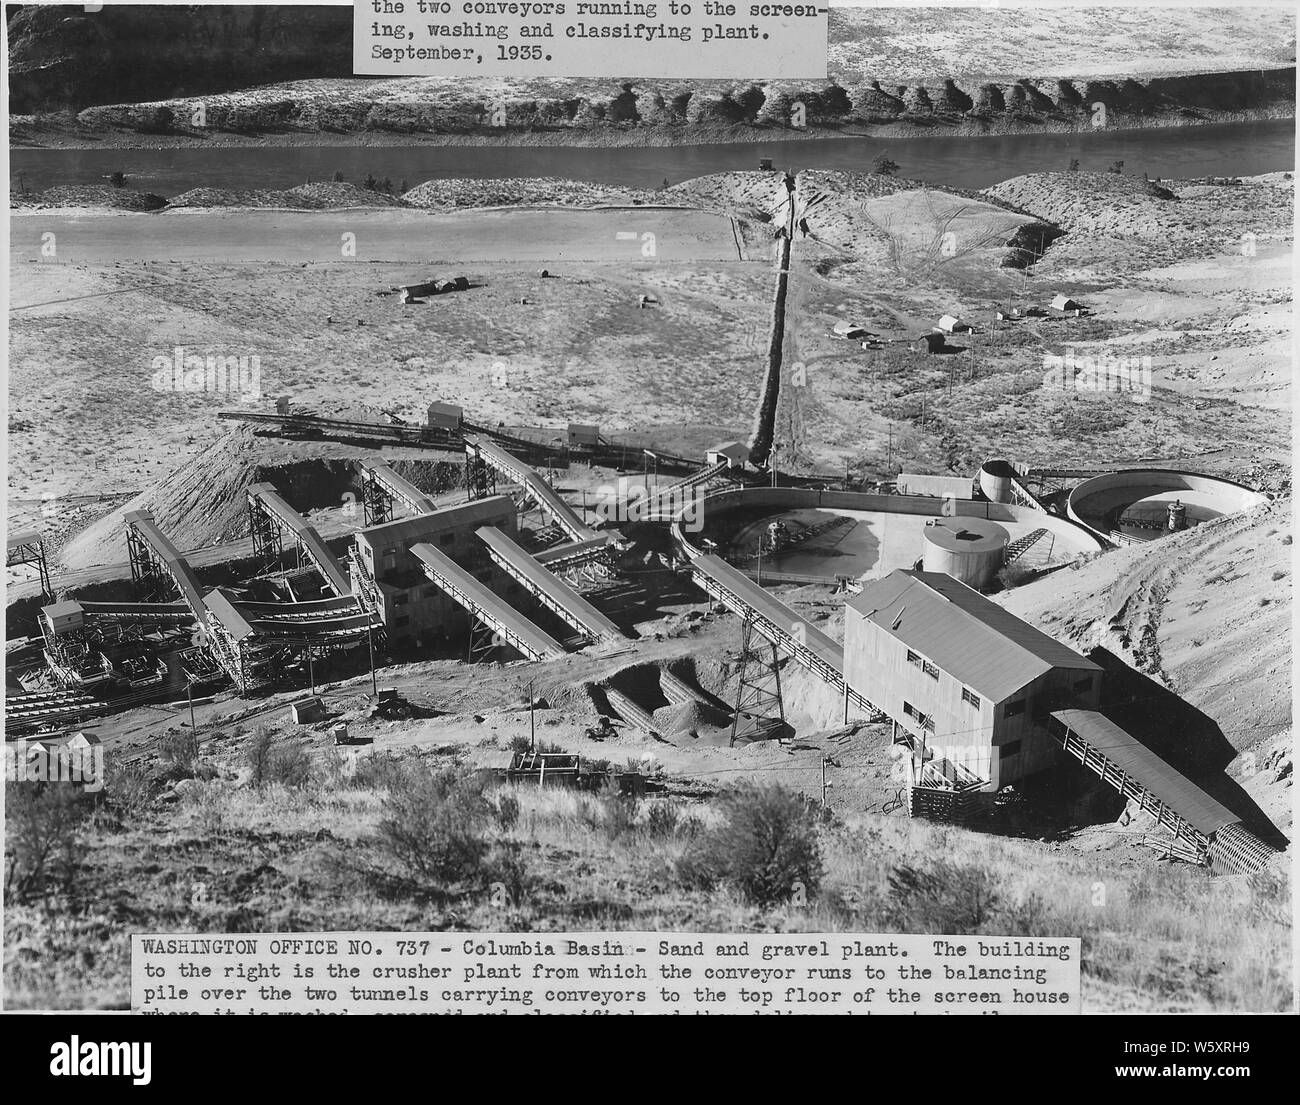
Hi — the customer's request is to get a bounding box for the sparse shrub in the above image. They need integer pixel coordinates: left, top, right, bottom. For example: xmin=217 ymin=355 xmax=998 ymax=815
xmin=493 ymin=790 xmax=521 ymax=831
xmin=486 ymin=840 xmax=533 ymax=908
xmin=5 ymin=783 xmax=91 ymax=902
xmin=103 ymin=759 xmax=154 ymax=818
xmin=886 ymin=859 xmax=1002 ymax=933
xmin=266 ymin=741 xmax=312 ymax=789
xmin=159 ymin=730 xmax=200 ymax=776
xmin=598 ymin=792 xmax=638 ymax=843
xmin=1271 ymin=570 xmax=1287 ymax=581
xmin=347 ymin=750 xmax=412 ymax=791
xmin=332 ymin=170 xmax=344 ymax=183
xmin=677 ymin=785 xmax=822 ymax=905
xmin=243 ymin=728 xmax=274 ymax=784
xmin=108 ymin=171 xmax=127 ymax=189
xmin=244 ymin=729 xmax=312 ymax=789
xmin=642 ymin=799 xmax=685 ymax=840
xmin=872 ymin=156 xmax=900 ymax=177
xmin=373 ymin=767 xmax=492 ymax=884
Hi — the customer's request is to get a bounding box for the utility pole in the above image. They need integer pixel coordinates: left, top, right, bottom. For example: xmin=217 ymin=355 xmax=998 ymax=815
xmin=529 ymin=679 xmax=536 ymax=753
xmin=821 ymin=757 xmax=831 ymax=809
xmin=367 ymin=624 xmax=378 ymax=697
xmin=186 ymin=679 xmax=197 ymax=732
xmin=887 ymin=423 xmax=893 ymax=470
xmin=307 ymin=645 xmax=316 ymax=696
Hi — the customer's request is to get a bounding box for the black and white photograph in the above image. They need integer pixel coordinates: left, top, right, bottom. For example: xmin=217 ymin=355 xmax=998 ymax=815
xmin=2 ymin=0 xmax=1295 ymax=1036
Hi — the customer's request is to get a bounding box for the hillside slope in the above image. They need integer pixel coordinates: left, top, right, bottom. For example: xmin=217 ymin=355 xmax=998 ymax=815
xmin=997 ymin=499 xmax=1292 ymax=837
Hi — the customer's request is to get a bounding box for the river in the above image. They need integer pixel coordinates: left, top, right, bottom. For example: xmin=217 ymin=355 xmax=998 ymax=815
xmin=9 ymin=119 xmax=1294 ymax=196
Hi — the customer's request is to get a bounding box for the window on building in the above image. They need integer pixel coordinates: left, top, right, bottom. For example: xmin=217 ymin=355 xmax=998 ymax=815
xmin=439 ymin=533 xmax=455 ymax=547
xmin=423 ymin=586 xmax=439 ymax=598
xmin=906 ymin=649 xmax=922 ymax=668
xmin=1073 ymin=676 xmax=1093 ymax=695
xmin=382 ymin=546 xmax=397 ymax=557
xmin=1000 ymin=740 xmax=1022 ymax=759
xmin=393 ymin=594 xmax=408 ymax=607
xmin=922 ymin=660 xmax=939 ymax=680
xmin=962 ymin=687 xmax=981 ymax=709
xmin=1005 ymin=699 xmax=1025 ymax=718
xmin=903 ymin=702 xmax=935 ymax=732
xmin=394 ymin=615 xmax=410 ymax=628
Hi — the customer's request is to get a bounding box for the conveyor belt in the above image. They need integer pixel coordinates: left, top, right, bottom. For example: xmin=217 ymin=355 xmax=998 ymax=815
xmin=359 ymin=462 xmax=438 ymax=515
xmin=534 ymin=536 xmax=611 ymax=569
xmin=247 ymin=484 xmax=353 ymax=598
xmin=465 ymin=437 xmax=598 ymax=543
xmin=410 ymin=542 xmax=567 ymax=662
xmin=123 ymin=510 xmax=212 ymax=632
xmin=475 ymin=526 xmax=624 ymax=644
xmin=687 ymin=554 xmax=877 ymax=713
xmin=204 ymin=590 xmax=376 ymax=643
xmin=647 ymin=460 xmax=731 ymax=508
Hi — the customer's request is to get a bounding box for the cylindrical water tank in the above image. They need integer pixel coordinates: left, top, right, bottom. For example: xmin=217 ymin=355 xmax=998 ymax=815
xmin=978 ymin=459 xmax=1017 ymax=504
xmin=921 ymin=517 xmax=1010 ymax=590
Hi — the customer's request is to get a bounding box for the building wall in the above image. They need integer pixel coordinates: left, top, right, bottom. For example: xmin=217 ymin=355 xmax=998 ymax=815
xmin=992 ymin=667 xmax=1101 ymax=786
xmin=844 ymin=606 xmax=1101 ymax=789
xmin=354 ymin=500 xmax=517 ymax=645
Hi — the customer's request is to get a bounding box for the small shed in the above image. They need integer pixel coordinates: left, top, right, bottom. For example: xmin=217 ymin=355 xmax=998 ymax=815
xmin=937 ymin=314 xmax=973 ymax=334
xmin=41 ymin=600 xmax=85 ymax=636
xmin=1051 ymin=294 xmax=1084 ymax=312
xmin=289 ymin=697 xmax=327 ymax=725
xmin=567 ymin=423 xmax=601 ymax=447
xmin=427 ymin=401 xmax=464 ymax=430
xmin=833 ymin=320 xmax=868 ymax=339
xmin=275 ymin=395 xmax=292 ymax=415
xmin=706 ymin=442 xmax=750 ymax=469
xmin=912 ymin=332 xmax=947 ymax=354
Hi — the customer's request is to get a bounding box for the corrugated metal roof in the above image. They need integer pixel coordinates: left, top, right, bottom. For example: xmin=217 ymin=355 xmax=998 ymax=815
xmin=1051 ymin=709 xmax=1239 ymax=835
xmin=203 ymin=588 xmax=257 ymax=642
xmin=848 ymin=569 xmax=1098 ymax=702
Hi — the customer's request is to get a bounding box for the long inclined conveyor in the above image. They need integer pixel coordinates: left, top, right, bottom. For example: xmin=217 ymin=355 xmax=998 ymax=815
xmin=475 ymin=526 xmax=624 ymax=644
xmin=358 ymin=461 xmax=438 ymax=516
xmin=410 ymin=543 xmax=568 ymax=662
xmin=687 ymin=554 xmax=878 ymax=714
xmin=465 ymin=437 xmax=598 ymax=543
xmin=247 ymin=483 xmax=354 ymax=599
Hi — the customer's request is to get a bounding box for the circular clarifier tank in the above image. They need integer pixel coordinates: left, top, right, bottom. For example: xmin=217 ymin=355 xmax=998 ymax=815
xmin=1067 ymin=470 xmax=1268 ymax=544
xmin=920 ymin=516 xmax=1010 ymax=589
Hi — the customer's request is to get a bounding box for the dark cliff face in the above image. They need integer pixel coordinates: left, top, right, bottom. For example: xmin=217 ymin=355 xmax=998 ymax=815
xmin=6 ymin=4 xmax=354 ymax=112
xmin=6 ymin=4 xmax=1295 ymax=129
